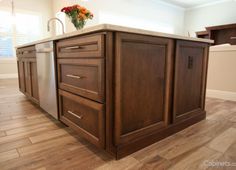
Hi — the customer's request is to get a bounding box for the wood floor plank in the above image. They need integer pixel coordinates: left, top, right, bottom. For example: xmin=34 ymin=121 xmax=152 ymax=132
xmin=0 ymin=131 xmax=5 ymax=137
xmin=17 ymin=135 xmax=78 ymax=156
xmin=5 ymin=121 xmax=64 ymax=136
xmin=29 ymin=128 xmax=72 ymax=144
xmin=0 ymin=149 xmax=19 ymax=163
xmin=0 ymin=124 xmax=60 ymax=145
xmin=168 ymin=147 xmax=222 ymax=170
xmin=208 ymin=127 xmax=236 ymax=153
xmin=0 ymin=117 xmax=53 ymax=131
xmin=0 ymin=138 xmax=31 ymax=153
xmin=136 ymin=155 xmax=172 ymax=170
xmin=95 ymin=156 xmax=141 ymax=170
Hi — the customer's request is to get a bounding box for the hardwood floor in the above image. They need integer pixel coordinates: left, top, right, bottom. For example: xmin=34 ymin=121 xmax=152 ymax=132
xmin=0 ymin=79 xmax=235 ymax=170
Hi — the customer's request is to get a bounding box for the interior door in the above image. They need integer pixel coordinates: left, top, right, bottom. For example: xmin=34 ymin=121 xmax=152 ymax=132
xmin=173 ymin=40 xmax=209 ymax=123
xmin=114 ymin=33 xmax=174 ymax=145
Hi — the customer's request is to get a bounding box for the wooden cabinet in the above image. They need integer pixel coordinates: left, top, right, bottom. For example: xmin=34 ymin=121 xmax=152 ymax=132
xmin=17 ymin=46 xmax=39 ymax=104
xmin=114 ymin=33 xmax=174 ymax=145
xmin=173 ymin=41 xmax=208 ymax=123
xmin=57 ymin=33 xmax=106 ymax=149
xmin=59 ymin=90 xmax=105 ymax=148
xmin=57 ymin=59 xmax=104 ymax=102
xmin=17 ymin=59 xmax=25 ymax=93
xmin=56 ymin=31 xmax=210 ymax=159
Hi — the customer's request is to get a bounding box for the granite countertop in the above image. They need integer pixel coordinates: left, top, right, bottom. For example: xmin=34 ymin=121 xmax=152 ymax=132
xmin=16 ymin=24 xmax=214 ymax=48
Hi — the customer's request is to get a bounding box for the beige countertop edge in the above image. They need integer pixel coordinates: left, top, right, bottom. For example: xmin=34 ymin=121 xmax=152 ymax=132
xmin=210 ymin=45 xmax=236 ymax=52
xmin=16 ymin=24 xmax=214 ymax=48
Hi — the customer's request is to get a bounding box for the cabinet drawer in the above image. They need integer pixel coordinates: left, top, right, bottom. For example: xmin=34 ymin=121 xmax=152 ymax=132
xmin=56 ymin=34 xmax=104 ymax=58
xmin=17 ymin=46 xmax=36 ymax=58
xmin=59 ymin=90 xmax=105 ymax=148
xmin=58 ymin=59 xmax=104 ymax=103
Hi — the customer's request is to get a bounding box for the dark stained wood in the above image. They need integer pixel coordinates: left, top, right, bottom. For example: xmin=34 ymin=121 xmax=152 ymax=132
xmin=196 ymin=31 xmax=209 ymax=39
xmin=173 ymin=40 xmax=209 ymax=123
xmin=58 ymin=89 xmax=105 ymax=148
xmin=197 ymin=23 xmax=236 ymax=45
xmin=28 ymin=58 xmax=39 ymax=103
xmin=16 ymin=45 xmax=39 ymax=104
xmin=17 ymin=59 xmax=25 ymax=93
xmin=114 ymin=33 xmax=174 ymax=146
xmin=17 ymin=31 xmax=211 ymax=159
xmin=104 ymin=32 xmax=117 ymax=156
xmin=57 ymin=59 xmax=105 ymax=103
xmin=57 ymin=33 xmax=105 ymax=58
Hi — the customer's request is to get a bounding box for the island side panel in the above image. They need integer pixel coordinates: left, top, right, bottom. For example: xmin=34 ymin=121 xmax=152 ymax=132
xmin=114 ymin=33 xmax=174 ymax=152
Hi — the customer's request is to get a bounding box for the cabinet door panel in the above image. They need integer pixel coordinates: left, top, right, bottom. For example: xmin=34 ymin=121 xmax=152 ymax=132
xmin=173 ymin=40 xmax=209 ymax=122
xmin=17 ymin=59 xmax=25 ymax=93
xmin=29 ymin=59 xmax=39 ymax=102
xmin=114 ymin=33 xmax=174 ymax=145
xmin=24 ymin=61 xmax=31 ymax=97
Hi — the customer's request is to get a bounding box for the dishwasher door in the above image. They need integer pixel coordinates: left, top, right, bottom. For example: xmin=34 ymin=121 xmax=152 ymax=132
xmin=36 ymin=41 xmax=58 ymax=119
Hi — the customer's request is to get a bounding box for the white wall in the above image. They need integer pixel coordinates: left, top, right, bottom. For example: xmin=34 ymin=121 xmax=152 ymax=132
xmin=52 ymin=0 xmax=185 ymax=35
xmin=0 ymin=0 xmax=53 ymax=78
xmin=184 ymin=0 xmax=236 ymax=36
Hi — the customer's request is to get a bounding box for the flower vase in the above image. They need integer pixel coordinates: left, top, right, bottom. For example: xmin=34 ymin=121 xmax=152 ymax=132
xmin=72 ymin=19 xmax=85 ymax=30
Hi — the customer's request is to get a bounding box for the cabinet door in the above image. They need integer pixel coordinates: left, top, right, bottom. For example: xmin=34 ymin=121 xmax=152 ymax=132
xmin=29 ymin=59 xmax=39 ymax=102
xmin=24 ymin=61 xmax=31 ymax=97
xmin=173 ymin=40 xmax=209 ymax=123
xmin=17 ymin=59 xmax=26 ymax=93
xmin=114 ymin=33 xmax=174 ymax=145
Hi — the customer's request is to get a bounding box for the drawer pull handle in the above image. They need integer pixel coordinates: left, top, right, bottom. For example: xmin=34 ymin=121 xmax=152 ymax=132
xmin=64 ymin=46 xmax=82 ymax=50
xmin=231 ymin=37 xmax=236 ymax=40
xmin=66 ymin=74 xmax=84 ymax=79
xmin=68 ymin=110 xmax=83 ymax=119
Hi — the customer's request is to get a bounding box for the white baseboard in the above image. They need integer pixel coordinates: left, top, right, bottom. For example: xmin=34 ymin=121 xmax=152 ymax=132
xmin=0 ymin=74 xmax=18 ymax=79
xmin=206 ymin=89 xmax=236 ymax=101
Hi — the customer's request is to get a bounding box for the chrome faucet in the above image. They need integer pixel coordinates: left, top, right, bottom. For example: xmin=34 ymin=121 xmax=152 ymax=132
xmin=47 ymin=17 xmax=65 ymax=34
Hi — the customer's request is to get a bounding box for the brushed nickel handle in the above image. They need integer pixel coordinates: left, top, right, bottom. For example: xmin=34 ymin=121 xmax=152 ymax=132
xmin=66 ymin=74 xmax=84 ymax=79
xmin=68 ymin=110 xmax=83 ymax=119
xmin=230 ymin=37 xmax=236 ymax=40
xmin=64 ymin=46 xmax=81 ymax=50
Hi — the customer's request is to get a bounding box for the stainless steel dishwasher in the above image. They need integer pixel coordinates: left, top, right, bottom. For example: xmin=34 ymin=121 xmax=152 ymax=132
xmin=36 ymin=41 xmax=58 ymax=119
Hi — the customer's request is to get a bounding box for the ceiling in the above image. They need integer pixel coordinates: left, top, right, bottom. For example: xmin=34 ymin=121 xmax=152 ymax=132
xmin=161 ymin=0 xmax=228 ymax=8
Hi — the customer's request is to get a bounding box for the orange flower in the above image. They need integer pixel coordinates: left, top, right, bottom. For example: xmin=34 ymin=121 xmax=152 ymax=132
xmin=79 ymin=7 xmax=87 ymax=14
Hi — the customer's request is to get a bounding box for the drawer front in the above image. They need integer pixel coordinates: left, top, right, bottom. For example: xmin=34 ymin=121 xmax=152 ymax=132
xmin=17 ymin=46 xmax=36 ymax=58
xmin=59 ymin=90 xmax=105 ymax=148
xmin=58 ymin=59 xmax=104 ymax=102
xmin=56 ymin=34 xmax=104 ymax=58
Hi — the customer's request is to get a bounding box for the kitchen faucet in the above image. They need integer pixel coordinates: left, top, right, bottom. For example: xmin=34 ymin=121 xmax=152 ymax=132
xmin=47 ymin=17 xmax=65 ymax=34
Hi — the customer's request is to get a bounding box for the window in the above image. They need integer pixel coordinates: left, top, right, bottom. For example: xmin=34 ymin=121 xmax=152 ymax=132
xmin=0 ymin=10 xmax=42 ymax=59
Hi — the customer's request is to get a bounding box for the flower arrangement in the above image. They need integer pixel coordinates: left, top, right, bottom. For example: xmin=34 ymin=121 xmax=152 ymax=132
xmin=61 ymin=5 xmax=93 ymax=30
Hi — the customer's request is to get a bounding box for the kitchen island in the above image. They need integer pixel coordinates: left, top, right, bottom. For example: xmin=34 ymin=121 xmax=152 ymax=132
xmin=16 ymin=24 xmax=213 ymax=159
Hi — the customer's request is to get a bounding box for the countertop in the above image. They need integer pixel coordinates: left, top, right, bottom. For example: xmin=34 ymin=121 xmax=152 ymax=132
xmin=16 ymin=24 xmax=214 ymax=48
xmin=210 ymin=45 xmax=236 ymax=52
